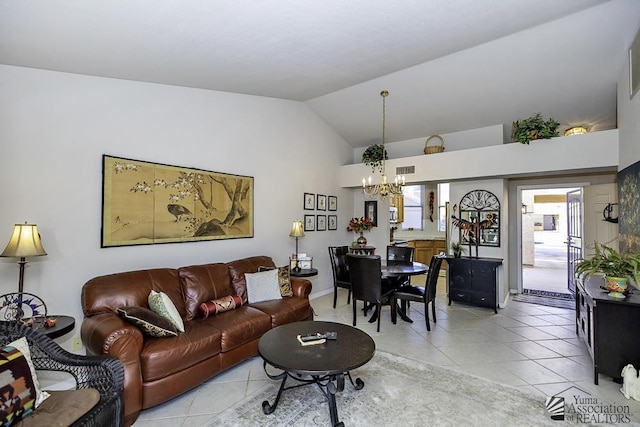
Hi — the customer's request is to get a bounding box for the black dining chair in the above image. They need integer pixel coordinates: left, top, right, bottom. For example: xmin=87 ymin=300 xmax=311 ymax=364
xmin=391 ymin=255 xmax=444 ymax=331
xmin=347 ymin=254 xmax=395 ymax=332
xmin=328 ymin=246 xmax=352 ymax=308
xmin=385 ymin=245 xmax=415 ymax=289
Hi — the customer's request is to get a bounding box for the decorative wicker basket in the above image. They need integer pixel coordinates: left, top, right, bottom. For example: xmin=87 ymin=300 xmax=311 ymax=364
xmin=424 ymin=135 xmax=445 ymax=154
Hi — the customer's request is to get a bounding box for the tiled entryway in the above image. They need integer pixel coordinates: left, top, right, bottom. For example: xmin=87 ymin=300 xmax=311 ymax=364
xmin=133 ymin=278 xmax=640 ymax=425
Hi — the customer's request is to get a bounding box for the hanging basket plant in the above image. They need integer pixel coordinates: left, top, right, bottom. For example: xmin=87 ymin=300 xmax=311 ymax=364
xmin=511 ymin=113 xmax=560 ymax=144
xmin=362 ymin=144 xmax=388 ymax=172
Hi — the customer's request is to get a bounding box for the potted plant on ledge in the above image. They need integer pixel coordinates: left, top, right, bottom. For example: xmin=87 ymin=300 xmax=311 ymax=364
xmin=511 ymin=112 xmax=560 ymax=144
xmin=574 ymin=241 xmax=640 ymax=297
xmin=362 ymin=144 xmax=388 ymax=172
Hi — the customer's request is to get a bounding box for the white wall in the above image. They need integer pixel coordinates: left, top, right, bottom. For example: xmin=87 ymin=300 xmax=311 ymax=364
xmin=618 ymin=27 xmax=640 ymax=170
xmin=0 ymin=65 xmax=354 ymax=351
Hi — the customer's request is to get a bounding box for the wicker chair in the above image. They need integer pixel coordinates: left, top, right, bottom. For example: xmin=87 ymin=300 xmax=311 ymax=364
xmin=0 ymin=321 xmax=124 ymax=427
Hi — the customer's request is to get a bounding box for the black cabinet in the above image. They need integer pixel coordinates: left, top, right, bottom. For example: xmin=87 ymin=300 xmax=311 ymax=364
xmin=576 ymin=276 xmax=640 ymax=384
xmin=445 ymin=257 xmax=502 ymax=313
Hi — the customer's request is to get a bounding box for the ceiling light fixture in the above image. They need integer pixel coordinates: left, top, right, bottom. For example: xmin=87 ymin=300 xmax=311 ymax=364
xmin=362 ymin=90 xmax=405 ymax=199
xmin=564 ymin=126 xmax=587 ymax=136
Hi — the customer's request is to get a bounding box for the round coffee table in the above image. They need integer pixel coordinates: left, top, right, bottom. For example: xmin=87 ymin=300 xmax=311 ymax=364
xmin=258 ymin=321 xmax=375 ymax=427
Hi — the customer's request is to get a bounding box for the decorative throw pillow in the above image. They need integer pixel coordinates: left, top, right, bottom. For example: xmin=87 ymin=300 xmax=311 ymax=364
xmin=199 ymin=295 xmax=243 ymax=318
xmin=148 ymin=290 xmax=185 ymax=332
xmin=245 ymin=269 xmax=283 ymax=304
xmin=258 ymin=266 xmax=294 ymax=297
xmin=117 ymin=306 xmax=178 ymax=337
xmin=0 ymin=337 xmax=51 ymax=426
xmin=8 ymin=337 xmax=49 ymax=409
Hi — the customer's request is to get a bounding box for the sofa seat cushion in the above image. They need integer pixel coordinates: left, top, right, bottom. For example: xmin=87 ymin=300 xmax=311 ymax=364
xmin=202 ymin=306 xmax=272 ymax=353
xmin=16 ymin=389 xmax=100 ymax=427
xmin=250 ymin=297 xmax=312 ymax=327
xmin=140 ymin=321 xmax=222 ymax=382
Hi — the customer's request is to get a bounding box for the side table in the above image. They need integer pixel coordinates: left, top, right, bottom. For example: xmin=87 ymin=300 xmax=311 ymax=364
xmin=290 ymin=268 xmax=318 ymax=278
xmin=40 ymin=315 xmax=75 ymax=339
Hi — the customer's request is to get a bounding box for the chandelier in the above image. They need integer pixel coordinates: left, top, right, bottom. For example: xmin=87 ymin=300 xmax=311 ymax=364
xmin=362 ymin=90 xmax=405 ymax=199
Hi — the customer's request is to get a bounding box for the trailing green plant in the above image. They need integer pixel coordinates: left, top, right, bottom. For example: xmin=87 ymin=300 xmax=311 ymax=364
xmin=362 ymin=144 xmax=388 ymax=172
xmin=511 ymin=112 xmax=560 ymax=144
xmin=574 ymin=241 xmax=640 ymax=285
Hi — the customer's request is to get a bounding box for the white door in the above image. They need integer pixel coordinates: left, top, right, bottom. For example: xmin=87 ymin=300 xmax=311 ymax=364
xmin=583 ymin=183 xmax=619 ymax=253
xmin=566 ymin=189 xmax=582 ymax=294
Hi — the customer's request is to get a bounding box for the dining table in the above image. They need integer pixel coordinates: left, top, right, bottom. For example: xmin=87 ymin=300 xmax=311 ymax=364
xmin=364 ymin=261 xmax=428 ymax=324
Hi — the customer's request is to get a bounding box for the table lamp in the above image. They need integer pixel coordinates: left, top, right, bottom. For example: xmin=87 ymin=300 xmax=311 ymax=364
xmin=289 ymin=220 xmax=305 ymax=272
xmin=0 ymin=222 xmax=47 ymax=293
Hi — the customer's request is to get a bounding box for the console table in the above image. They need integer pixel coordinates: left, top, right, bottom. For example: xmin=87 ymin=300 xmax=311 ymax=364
xmin=576 ymin=276 xmax=640 ymax=384
xmin=445 ymin=256 xmax=502 ymax=313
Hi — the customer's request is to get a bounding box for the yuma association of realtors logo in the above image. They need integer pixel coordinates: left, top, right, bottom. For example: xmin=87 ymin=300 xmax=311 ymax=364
xmin=545 ymin=387 xmax=633 ymax=424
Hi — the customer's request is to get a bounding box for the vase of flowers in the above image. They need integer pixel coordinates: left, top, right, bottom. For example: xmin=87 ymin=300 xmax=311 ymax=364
xmin=347 ymin=217 xmax=374 ymax=247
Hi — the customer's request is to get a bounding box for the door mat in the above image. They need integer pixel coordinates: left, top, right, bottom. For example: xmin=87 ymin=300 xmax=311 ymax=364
xmin=512 ymin=289 xmax=575 ymax=309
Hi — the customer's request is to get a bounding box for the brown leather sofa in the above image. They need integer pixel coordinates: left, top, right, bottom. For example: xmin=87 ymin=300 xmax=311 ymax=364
xmin=81 ymin=255 xmax=313 ymax=426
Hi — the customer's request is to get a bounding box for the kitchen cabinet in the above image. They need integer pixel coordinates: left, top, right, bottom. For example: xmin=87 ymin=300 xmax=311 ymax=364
xmin=407 ymin=239 xmax=446 ymax=265
xmin=576 ymin=276 xmax=640 ymax=384
xmin=445 ymin=256 xmax=502 ymax=313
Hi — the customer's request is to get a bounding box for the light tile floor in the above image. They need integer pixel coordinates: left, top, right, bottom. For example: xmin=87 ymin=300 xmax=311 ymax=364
xmin=134 ymin=278 xmax=640 ymax=426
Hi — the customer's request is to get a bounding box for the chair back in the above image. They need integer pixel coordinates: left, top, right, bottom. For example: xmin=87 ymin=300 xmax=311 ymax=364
xmin=328 ymin=246 xmax=350 ymax=284
xmin=386 ymin=245 xmax=414 ymax=265
xmin=425 ymin=255 xmax=444 ymax=302
xmin=347 ymin=254 xmax=383 ymax=303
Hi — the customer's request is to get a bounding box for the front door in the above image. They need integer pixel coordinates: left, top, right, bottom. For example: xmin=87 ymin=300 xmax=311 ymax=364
xmin=566 ymin=189 xmax=582 ymax=294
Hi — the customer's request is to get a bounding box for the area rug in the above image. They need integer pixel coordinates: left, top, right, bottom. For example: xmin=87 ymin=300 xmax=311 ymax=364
xmin=207 ymin=351 xmax=571 ymax=426
xmin=512 ymin=289 xmax=575 ymax=309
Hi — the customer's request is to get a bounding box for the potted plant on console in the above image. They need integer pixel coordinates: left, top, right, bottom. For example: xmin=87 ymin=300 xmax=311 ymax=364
xmin=574 ymin=241 xmax=640 ymax=297
xmin=450 ymin=241 xmax=465 ymax=258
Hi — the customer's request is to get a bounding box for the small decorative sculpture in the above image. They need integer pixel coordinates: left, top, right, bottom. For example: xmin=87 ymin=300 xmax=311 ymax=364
xmin=620 ymin=364 xmax=640 ymax=401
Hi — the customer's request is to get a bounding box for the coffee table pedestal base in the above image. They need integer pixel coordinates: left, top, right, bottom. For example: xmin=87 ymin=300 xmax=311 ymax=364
xmin=261 ymin=361 xmax=364 ymax=427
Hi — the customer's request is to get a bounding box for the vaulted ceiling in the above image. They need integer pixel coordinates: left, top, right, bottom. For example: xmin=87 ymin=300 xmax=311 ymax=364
xmin=1 ymin=0 xmax=639 ymax=147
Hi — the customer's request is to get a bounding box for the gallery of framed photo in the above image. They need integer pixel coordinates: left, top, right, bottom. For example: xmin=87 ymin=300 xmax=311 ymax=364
xmin=328 ymin=196 xmax=337 ymax=211
xmin=304 ymin=193 xmax=315 ymax=210
xmin=328 ymin=215 xmax=337 ymax=230
xmin=317 ymin=194 xmax=327 ymax=211
xmin=317 ymin=215 xmax=327 ymax=231
xmin=365 ymin=200 xmax=378 ymax=227
xmin=304 ymin=214 xmax=315 ymax=232
xmin=102 ymin=155 xmax=254 ymax=247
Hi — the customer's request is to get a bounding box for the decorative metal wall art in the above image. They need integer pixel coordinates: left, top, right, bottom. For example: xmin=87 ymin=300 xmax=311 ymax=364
xmin=451 ymin=189 xmax=501 ymax=256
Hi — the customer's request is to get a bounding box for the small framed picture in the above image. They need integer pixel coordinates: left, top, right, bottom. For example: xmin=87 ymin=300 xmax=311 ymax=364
xmin=304 ymin=193 xmax=315 ymax=210
xmin=365 ymin=200 xmax=378 ymax=227
xmin=328 ymin=215 xmax=337 ymax=230
xmin=304 ymin=214 xmax=315 ymax=231
xmin=317 ymin=194 xmax=326 ymax=211
xmin=317 ymin=215 xmax=326 ymax=231
xmin=328 ymin=196 xmax=337 ymax=211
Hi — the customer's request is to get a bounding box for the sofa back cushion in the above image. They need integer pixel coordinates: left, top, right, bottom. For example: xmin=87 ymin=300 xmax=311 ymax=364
xmin=227 ymin=256 xmax=275 ymax=303
xmin=82 ymin=268 xmax=184 ymax=317
xmin=178 ymin=263 xmax=234 ymax=321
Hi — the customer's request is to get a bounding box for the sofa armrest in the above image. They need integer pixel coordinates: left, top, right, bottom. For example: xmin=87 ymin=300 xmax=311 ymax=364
xmin=81 ymin=313 xmax=145 ymax=425
xmin=290 ymin=277 xmax=312 ymax=298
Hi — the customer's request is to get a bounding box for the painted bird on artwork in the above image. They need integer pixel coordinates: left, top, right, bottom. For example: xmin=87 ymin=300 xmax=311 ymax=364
xmin=167 ymin=204 xmax=192 ymax=222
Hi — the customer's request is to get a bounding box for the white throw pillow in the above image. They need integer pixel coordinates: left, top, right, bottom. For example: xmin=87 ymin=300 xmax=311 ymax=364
xmin=245 ymin=269 xmax=283 ymax=303
xmin=9 ymin=336 xmax=50 ymax=408
xmin=148 ymin=290 xmax=185 ymax=332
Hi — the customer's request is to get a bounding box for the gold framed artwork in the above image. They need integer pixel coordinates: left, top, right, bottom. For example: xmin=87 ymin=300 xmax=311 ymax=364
xmin=102 ymin=155 xmax=254 ymax=247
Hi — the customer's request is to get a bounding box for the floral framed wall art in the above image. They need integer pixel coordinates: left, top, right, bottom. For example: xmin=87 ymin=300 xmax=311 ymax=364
xmin=317 ymin=194 xmax=327 ymax=211
xmin=328 ymin=196 xmax=337 ymax=211
xmin=317 ymin=215 xmax=326 ymax=231
xmin=364 ymin=201 xmax=378 ymax=227
xmin=304 ymin=214 xmax=315 ymax=231
xmin=304 ymin=193 xmax=315 ymax=210
xmin=328 ymin=215 xmax=337 ymax=230
xmin=102 ymin=155 xmax=254 ymax=247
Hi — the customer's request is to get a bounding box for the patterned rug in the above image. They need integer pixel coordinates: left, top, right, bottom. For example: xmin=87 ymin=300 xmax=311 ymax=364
xmin=512 ymin=289 xmax=575 ymax=310
xmin=207 ymin=351 xmax=572 ymax=426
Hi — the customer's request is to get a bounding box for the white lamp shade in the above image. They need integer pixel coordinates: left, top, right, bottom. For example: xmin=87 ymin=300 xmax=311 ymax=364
xmin=1 ymin=223 xmax=47 ymax=258
xmin=289 ymin=220 xmax=305 ymax=238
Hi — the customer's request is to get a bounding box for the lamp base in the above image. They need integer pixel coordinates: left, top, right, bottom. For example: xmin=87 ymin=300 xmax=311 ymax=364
xmin=292 ymin=261 xmax=301 ymax=272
